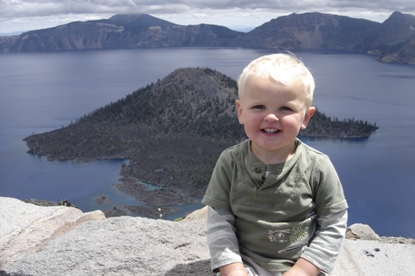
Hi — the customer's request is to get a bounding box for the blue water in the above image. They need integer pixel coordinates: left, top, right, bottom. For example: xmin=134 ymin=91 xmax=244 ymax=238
xmin=1 ymin=48 xmax=414 ymax=237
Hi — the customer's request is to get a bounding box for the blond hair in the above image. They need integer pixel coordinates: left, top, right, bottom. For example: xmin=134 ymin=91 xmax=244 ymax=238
xmin=237 ymin=53 xmax=315 ymax=106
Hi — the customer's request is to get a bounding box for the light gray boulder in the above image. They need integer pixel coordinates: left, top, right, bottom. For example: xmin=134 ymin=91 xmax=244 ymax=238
xmin=0 ymin=197 xmax=105 ymax=268
xmin=1 ymin=197 xmax=414 ymax=276
xmin=0 ymin=197 xmax=210 ymax=275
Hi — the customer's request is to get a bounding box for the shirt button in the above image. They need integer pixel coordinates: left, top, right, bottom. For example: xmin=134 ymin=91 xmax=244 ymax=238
xmin=254 ymin=168 xmax=262 ymax=173
xmin=256 ymin=182 xmax=263 ymax=188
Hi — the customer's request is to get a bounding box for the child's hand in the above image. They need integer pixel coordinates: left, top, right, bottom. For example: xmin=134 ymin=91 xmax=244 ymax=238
xmin=283 ymin=258 xmax=320 ymax=276
xmin=223 ymin=271 xmax=249 ymax=276
xmin=219 ymin=263 xmax=249 ymax=276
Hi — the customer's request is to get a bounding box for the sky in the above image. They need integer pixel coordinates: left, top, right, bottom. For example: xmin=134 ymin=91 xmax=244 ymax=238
xmin=1 ymin=0 xmax=415 ymax=35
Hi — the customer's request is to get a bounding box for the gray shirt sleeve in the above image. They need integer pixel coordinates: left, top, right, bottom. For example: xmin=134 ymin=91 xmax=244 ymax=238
xmin=300 ymin=209 xmax=348 ymax=274
xmin=206 ymin=206 xmax=242 ymax=272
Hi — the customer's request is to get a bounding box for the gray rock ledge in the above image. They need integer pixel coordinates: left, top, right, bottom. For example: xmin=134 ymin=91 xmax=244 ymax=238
xmin=1 ymin=197 xmax=414 ymax=275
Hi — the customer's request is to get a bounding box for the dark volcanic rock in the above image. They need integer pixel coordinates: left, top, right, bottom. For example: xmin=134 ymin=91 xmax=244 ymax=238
xmin=93 ymin=195 xmax=109 ymax=204
xmin=124 ymin=205 xmax=179 ymax=219
xmin=103 ymin=206 xmax=128 ymax=218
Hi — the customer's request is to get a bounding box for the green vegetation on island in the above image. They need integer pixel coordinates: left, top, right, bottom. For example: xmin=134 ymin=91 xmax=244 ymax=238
xmin=23 ymin=67 xmax=378 ymax=216
xmin=300 ymin=110 xmax=378 ymax=138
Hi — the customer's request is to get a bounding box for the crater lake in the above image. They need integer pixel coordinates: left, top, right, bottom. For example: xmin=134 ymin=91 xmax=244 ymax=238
xmin=0 ymin=48 xmax=414 ymax=238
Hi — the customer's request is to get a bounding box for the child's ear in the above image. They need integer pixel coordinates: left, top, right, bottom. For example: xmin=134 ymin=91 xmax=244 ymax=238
xmin=301 ymin=107 xmax=316 ymax=129
xmin=236 ymin=99 xmax=244 ymax=125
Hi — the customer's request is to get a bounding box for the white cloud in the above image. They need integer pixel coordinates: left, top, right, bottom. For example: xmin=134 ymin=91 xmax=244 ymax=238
xmin=0 ymin=0 xmax=414 ymax=33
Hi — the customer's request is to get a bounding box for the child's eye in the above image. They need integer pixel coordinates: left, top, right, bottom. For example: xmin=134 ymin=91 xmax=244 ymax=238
xmin=280 ymin=106 xmax=292 ymax=111
xmin=253 ymin=105 xmax=265 ymax=109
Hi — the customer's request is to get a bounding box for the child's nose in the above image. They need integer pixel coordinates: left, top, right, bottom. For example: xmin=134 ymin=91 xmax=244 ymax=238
xmin=264 ymin=113 xmax=279 ymax=121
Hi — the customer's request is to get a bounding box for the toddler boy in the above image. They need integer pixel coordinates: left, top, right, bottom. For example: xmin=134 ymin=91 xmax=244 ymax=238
xmin=202 ymin=53 xmax=348 ymax=276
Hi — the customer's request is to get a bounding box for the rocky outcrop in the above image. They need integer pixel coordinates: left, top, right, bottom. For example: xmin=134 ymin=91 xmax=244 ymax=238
xmin=1 ymin=197 xmax=414 ymax=275
xmin=337 ymin=224 xmax=415 ymax=275
xmin=0 ymin=36 xmax=18 ymax=52
xmin=368 ymin=11 xmax=415 ymax=64
xmin=0 ymin=197 xmax=210 ymax=275
xmin=0 ymin=197 xmax=105 ymax=269
xmin=238 ymin=12 xmax=379 ymax=52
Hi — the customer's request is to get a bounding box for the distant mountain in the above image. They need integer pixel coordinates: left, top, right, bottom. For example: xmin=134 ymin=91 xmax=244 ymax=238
xmin=0 ymin=11 xmax=414 ymax=64
xmin=367 ymin=11 xmax=415 ymax=64
xmin=238 ymin=12 xmax=379 ymax=52
xmin=4 ymin=14 xmax=243 ymax=52
xmin=106 ymin=14 xmax=176 ymax=27
xmin=0 ymin=35 xmax=19 ymax=52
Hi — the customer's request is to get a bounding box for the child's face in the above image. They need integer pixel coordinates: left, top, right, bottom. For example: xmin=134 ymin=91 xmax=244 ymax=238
xmin=236 ymin=76 xmax=315 ymax=164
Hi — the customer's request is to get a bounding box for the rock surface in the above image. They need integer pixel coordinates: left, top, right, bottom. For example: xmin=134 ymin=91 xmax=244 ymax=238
xmin=0 ymin=197 xmax=105 ymax=269
xmin=1 ymin=197 xmax=414 ymax=275
xmin=337 ymin=223 xmax=415 ymax=275
xmin=0 ymin=197 xmax=210 ymax=275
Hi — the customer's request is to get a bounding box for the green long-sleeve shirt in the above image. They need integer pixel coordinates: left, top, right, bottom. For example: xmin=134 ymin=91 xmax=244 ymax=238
xmin=202 ymin=139 xmax=348 ymax=273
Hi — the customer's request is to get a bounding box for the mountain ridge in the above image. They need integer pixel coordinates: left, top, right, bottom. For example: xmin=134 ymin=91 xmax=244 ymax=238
xmin=0 ymin=11 xmax=414 ymax=64
xmin=238 ymin=12 xmax=380 ymax=51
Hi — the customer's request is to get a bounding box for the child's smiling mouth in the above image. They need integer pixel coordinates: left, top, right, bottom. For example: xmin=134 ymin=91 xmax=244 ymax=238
xmin=262 ymin=128 xmax=280 ymax=134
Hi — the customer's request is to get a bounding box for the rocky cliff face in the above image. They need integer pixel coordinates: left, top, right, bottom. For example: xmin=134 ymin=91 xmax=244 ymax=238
xmin=368 ymin=11 xmax=415 ymax=64
xmin=238 ymin=12 xmax=379 ymax=51
xmin=1 ymin=197 xmax=414 ymax=276
xmin=0 ymin=36 xmax=18 ymax=52
xmin=0 ymin=12 xmax=414 ymax=64
xmin=4 ymin=14 xmax=243 ymax=52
